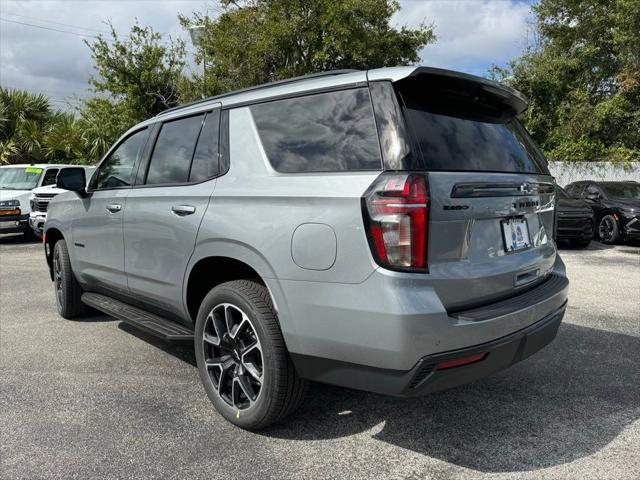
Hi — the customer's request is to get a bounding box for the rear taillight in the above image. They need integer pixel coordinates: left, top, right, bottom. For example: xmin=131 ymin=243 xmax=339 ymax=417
xmin=362 ymin=173 xmax=429 ymax=271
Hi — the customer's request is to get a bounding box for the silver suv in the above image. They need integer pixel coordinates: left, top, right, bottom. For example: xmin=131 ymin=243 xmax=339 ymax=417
xmin=44 ymin=67 xmax=568 ymax=430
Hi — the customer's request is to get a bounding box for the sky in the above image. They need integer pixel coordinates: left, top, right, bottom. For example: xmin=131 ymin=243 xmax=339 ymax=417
xmin=0 ymin=0 xmax=536 ymax=109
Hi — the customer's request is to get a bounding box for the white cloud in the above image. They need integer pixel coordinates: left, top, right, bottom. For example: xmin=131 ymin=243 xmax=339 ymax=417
xmin=0 ymin=0 xmax=535 ymax=108
xmin=0 ymin=0 xmax=207 ymax=106
xmin=395 ymin=0 xmax=535 ymax=75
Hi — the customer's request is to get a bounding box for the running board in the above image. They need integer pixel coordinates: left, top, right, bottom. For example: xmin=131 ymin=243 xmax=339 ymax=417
xmin=81 ymin=293 xmax=194 ymax=342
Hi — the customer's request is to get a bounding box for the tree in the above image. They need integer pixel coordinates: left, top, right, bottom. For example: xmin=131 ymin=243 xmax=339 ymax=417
xmin=0 ymin=87 xmax=51 ymax=164
xmin=77 ymin=98 xmax=138 ymax=162
xmin=492 ymin=0 xmax=640 ymax=162
xmin=179 ymin=0 xmax=435 ymax=99
xmin=85 ymin=22 xmax=187 ymax=122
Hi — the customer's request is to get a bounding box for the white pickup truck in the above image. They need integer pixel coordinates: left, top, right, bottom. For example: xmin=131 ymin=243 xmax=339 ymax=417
xmin=28 ymin=166 xmax=95 ymax=237
xmin=0 ymin=164 xmax=94 ymax=238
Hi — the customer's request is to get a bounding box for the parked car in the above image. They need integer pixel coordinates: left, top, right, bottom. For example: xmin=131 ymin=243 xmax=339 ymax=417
xmin=555 ymin=186 xmax=594 ymax=247
xmin=0 ymin=164 xmax=72 ymax=237
xmin=565 ymin=180 xmax=640 ymax=244
xmin=44 ymin=67 xmax=569 ymax=430
xmin=28 ymin=166 xmax=95 ymax=238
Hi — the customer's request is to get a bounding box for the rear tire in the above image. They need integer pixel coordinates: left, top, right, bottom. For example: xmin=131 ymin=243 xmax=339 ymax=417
xmin=598 ymin=214 xmax=619 ymax=244
xmin=195 ymin=279 xmax=307 ymax=430
xmin=52 ymin=240 xmax=88 ymax=319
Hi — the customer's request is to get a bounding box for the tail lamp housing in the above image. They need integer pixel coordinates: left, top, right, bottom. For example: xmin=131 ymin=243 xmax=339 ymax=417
xmin=362 ymin=173 xmax=429 ymax=271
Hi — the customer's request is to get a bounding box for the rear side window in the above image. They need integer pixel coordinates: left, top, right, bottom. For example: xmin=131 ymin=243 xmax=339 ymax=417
xmin=399 ymin=87 xmax=549 ymax=174
xmin=146 ymin=115 xmax=204 ymax=185
xmin=250 ymin=88 xmax=382 ymax=173
xmin=189 ymin=110 xmax=221 ymax=182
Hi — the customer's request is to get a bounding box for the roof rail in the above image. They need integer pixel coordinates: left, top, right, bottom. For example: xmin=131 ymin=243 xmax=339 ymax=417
xmin=156 ymin=69 xmax=360 ymax=117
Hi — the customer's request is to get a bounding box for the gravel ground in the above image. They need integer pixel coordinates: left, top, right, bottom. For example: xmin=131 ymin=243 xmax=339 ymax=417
xmin=1 ymin=235 xmax=639 ymax=480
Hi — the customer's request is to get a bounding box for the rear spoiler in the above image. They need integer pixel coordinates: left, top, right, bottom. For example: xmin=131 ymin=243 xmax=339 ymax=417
xmin=368 ymin=66 xmax=528 ymax=118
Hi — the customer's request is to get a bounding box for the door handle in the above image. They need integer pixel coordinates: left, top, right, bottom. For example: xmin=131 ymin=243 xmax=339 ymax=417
xmin=171 ymin=205 xmax=196 ymax=216
xmin=106 ymin=204 xmax=122 ymax=213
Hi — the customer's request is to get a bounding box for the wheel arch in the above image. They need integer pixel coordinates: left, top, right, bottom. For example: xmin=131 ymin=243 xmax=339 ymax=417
xmin=44 ymin=227 xmax=65 ymax=281
xmin=183 ymin=247 xmax=284 ymax=328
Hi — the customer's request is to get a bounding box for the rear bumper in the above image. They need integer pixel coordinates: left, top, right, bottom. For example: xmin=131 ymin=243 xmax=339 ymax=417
xmin=292 ymin=303 xmax=565 ymax=397
xmin=281 ymin=256 xmax=568 ymax=373
xmin=557 ymin=215 xmax=594 ymax=241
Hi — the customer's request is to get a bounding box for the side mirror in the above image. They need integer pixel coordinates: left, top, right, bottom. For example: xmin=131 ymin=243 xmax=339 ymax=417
xmin=56 ymin=168 xmax=87 ymax=197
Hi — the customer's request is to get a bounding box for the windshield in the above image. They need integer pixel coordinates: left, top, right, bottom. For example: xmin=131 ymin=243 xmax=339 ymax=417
xmin=600 ymin=182 xmax=640 ymax=199
xmin=0 ymin=167 xmax=43 ymax=190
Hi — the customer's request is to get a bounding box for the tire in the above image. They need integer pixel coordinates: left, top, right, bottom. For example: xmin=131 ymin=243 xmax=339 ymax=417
xmin=195 ymin=279 xmax=308 ymax=430
xmin=598 ymin=214 xmax=620 ymax=244
xmin=52 ymin=240 xmax=88 ymax=319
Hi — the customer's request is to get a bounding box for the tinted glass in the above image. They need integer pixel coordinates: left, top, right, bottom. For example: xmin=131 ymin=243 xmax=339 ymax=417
xmin=41 ymin=169 xmax=59 ymax=186
xmin=189 ymin=110 xmax=220 ymax=182
xmin=565 ymin=183 xmax=584 ymax=197
xmin=584 ymin=184 xmax=601 ymax=197
xmin=599 ymin=182 xmax=640 ymax=199
xmin=93 ymin=129 xmax=147 ymax=190
xmin=146 ymin=115 xmax=204 ymax=185
xmin=400 ymin=90 xmax=549 ymax=174
xmin=251 ymin=88 xmax=382 ymax=173
xmin=556 ymin=186 xmax=570 ymax=199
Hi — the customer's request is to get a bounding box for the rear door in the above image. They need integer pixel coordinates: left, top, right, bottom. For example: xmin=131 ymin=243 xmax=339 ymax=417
xmin=374 ymin=75 xmax=557 ymax=310
xmin=123 ymin=108 xmax=221 ymax=320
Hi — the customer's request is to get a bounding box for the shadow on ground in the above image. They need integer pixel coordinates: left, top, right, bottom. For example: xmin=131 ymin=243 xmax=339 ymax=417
xmin=0 ymin=233 xmax=40 ymax=245
xmin=120 ymin=318 xmax=639 ymax=473
xmin=268 ymin=323 xmax=639 ymax=472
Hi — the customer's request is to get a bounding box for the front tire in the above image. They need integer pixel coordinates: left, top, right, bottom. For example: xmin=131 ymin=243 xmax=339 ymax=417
xmin=52 ymin=240 xmax=88 ymax=319
xmin=195 ymin=280 xmax=307 ymax=430
xmin=598 ymin=214 xmax=620 ymax=244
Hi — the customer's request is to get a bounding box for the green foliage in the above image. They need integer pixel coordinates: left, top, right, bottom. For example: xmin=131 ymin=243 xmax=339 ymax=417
xmin=179 ymin=0 xmax=435 ymax=99
xmin=77 ymin=98 xmax=138 ymax=162
xmin=85 ymin=22 xmax=186 ymax=121
xmin=493 ymin=0 xmax=640 ymax=162
xmin=0 ymin=87 xmax=51 ymax=164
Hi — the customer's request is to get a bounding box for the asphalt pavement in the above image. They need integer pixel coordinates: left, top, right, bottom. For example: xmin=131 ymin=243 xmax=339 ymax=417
xmin=1 ymin=235 xmax=639 ymax=480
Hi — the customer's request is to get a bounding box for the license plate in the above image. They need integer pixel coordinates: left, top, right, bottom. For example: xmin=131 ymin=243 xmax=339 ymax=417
xmin=501 ymin=218 xmax=531 ymax=252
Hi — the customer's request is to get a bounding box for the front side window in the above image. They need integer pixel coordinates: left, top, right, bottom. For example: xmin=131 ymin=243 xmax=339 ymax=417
xmin=92 ymin=129 xmax=148 ymax=190
xmin=584 ymin=184 xmax=602 ymax=198
xmin=146 ymin=115 xmax=204 ymax=185
xmin=41 ymin=169 xmax=59 ymax=186
xmin=250 ymin=88 xmax=382 ymax=173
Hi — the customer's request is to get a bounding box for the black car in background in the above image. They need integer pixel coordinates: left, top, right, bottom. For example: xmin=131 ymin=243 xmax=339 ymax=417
xmin=555 ymin=186 xmax=594 ymax=247
xmin=565 ymin=180 xmax=640 ymax=244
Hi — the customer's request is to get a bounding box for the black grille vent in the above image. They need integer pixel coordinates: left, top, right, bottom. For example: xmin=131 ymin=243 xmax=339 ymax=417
xmin=409 ymin=362 xmax=436 ymax=389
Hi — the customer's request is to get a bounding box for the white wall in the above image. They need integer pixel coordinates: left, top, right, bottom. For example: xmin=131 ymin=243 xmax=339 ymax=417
xmin=548 ymin=162 xmax=640 ymax=187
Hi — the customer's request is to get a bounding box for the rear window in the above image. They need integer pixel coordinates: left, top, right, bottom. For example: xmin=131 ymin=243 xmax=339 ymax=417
xmin=399 ymin=87 xmax=549 ymax=174
xmin=250 ymin=88 xmax=382 ymax=173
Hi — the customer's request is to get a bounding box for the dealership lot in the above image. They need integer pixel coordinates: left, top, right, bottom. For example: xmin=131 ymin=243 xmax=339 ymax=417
xmin=1 ymin=236 xmax=638 ymax=480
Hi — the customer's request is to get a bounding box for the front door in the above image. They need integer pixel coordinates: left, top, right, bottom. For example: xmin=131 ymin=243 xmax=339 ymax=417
xmin=72 ymin=128 xmax=149 ymax=293
xmin=123 ymin=109 xmax=221 ymax=320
